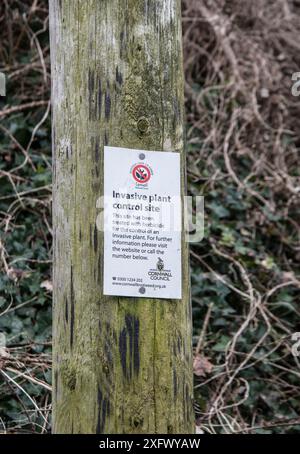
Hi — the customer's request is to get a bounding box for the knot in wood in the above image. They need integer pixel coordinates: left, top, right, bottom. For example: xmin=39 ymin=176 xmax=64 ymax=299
xmin=137 ymin=117 xmax=149 ymax=134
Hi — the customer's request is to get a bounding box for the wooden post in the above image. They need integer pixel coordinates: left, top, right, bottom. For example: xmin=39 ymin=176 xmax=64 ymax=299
xmin=49 ymin=0 xmax=193 ymax=434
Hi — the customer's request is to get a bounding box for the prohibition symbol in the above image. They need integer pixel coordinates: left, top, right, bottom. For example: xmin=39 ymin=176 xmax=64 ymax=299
xmin=132 ymin=164 xmax=151 ymax=184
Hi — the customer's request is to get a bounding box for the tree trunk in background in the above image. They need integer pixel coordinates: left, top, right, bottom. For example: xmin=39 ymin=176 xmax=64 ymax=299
xmin=49 ymin=0 xmax=193 ymax=434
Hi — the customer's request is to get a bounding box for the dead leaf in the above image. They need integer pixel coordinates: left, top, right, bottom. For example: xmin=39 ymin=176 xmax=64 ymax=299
xmin=193 ymin=354 xmax=213 ymax=377
xmin=41 ymin=280 xmax=53 ymax=292
xmin=195 ymin=425 xmax=204 ymax=434
xmin=7 ymin=268 xmax=30 ymax=282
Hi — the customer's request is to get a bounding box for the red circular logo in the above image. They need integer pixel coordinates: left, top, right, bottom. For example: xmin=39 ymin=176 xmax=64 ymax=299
xmin=132 ymin=164 xmax=151 ymax=184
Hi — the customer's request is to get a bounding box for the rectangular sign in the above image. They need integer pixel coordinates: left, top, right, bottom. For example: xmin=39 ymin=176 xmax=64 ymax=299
xmin=103 ymin=146 xmax=182 ymax=299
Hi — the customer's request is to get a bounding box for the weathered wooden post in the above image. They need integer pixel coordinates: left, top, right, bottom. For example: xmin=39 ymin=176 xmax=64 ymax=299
xmin=49 ymin=0 xmax=193 ymax=434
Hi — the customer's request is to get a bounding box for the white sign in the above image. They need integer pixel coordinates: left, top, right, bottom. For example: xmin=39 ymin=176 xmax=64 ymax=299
xmin=103 ymin=146 xmax=182 ymax=299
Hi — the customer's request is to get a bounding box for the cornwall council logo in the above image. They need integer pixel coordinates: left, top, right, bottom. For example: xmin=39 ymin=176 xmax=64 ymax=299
xmin=148 ymin=259 xmax=172 ymax=281
xmin=157 ymin=258 xmax=164 ymax=271
xmin=131 ymin=162 xmax=153 ymax=188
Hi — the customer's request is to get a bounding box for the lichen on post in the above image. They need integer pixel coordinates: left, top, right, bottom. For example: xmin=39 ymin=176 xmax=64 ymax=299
xmin=49 ymin=0 xmax=193 ymax=434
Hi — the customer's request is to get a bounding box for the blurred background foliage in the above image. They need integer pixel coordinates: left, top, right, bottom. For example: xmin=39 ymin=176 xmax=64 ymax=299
xmin=0 ymin=0 xmax=51 ymax=433
xmin=0 ymin=0 xmax=300 ymax=434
